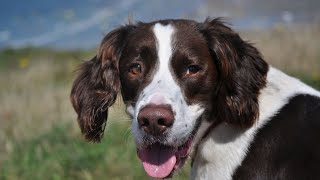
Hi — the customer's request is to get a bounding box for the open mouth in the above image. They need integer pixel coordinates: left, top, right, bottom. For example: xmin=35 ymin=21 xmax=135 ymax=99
xmin=137 ymin=138 xmax=192 ymax=179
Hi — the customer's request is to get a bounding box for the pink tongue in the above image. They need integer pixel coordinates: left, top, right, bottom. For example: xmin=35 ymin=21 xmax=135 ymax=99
xmin=138 ymin=144 xmax=176 ymax=179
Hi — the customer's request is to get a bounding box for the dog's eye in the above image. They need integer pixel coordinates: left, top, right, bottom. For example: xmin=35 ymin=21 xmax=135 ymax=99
xmin=186 ymin=65 xmax=201 ymax=76
xmin=128 ymin=63 xmax=142 ymax=77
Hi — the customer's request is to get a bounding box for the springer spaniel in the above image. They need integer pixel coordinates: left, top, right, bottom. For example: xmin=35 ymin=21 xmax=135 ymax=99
xmin=70 ymin=18 xmax=320 ymax=179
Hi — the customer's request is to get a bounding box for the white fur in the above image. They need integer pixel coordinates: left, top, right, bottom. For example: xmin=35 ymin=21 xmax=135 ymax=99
xmin=131 ymin=23 xmax=204 ymax=147
xmin=191 ymin=66 xmax=320 ymax=180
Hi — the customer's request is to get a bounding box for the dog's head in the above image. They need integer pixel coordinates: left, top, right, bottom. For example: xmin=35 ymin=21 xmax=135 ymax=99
xmin=70 ymin=18 xmax=268 ymax=178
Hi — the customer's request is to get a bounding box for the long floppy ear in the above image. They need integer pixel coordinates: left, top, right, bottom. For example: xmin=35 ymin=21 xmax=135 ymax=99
xmin=70 ymin=25 xmax=133 ymax=142
xmin=200 ymin=18 xmax=269 ymax=127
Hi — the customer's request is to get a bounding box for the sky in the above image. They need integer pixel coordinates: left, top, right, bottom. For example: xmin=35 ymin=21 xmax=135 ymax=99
xmin=0 ymin=0 xmax=319 ymax=49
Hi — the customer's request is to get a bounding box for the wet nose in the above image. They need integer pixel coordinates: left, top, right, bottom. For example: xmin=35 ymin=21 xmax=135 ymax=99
xmin=137 ymin=105 xmax=174 ymax=136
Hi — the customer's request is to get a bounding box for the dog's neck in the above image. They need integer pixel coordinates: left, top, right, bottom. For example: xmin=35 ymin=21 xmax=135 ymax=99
xmin=190 ymin=67 xmax=320 ymax=180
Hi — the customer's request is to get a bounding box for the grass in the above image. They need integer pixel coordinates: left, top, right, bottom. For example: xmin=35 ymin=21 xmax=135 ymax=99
xmin=1 ymin=123 xmax=148 ymax=180
xmin=241 ymin=24 xmax=320 ymax=76
xmin=0 ymin=24 xmax=320 ymax=180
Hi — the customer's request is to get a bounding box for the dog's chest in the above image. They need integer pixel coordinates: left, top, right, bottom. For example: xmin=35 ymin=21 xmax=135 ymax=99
xmin=190 ymin=123 xmax=258 ymax=180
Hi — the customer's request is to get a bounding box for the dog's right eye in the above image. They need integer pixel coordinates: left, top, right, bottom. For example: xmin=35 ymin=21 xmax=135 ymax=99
xmin=186 ymin=65 xmax=202 ymax=76
xmin=128 ymin=63 xmax=143 ymax=77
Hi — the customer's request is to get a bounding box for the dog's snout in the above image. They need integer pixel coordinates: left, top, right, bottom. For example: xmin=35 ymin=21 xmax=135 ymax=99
xmin=137 ymin=105 xmax=174 ymax=136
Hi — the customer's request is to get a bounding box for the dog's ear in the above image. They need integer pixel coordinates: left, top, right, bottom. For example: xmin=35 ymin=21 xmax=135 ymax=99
xmin=200 ymin=18 xmax=269 ymax=127
xmin=70 ymin=25 xmax=133 ymax=142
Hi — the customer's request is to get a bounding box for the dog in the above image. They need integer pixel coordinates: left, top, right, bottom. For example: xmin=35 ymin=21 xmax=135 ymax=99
xmin=70 ymin=18 xmax=320 ymax=179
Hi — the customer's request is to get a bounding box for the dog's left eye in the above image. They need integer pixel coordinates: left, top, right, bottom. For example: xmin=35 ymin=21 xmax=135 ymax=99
xmin=128 ymin=63 xmax=142 ymax=77
xmin=186 ymin=65 xmax=201 ymax=76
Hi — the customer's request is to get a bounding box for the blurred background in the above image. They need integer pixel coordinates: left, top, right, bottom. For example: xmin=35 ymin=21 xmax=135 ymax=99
xmin=1 ymin=0 xmax=319 ymax=179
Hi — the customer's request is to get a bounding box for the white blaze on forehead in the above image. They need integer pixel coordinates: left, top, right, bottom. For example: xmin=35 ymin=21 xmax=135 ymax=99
xmin=137 ymin=23 xmax=177 ymax=107
xmin=153 ymin=23 xmax=174 ymax=74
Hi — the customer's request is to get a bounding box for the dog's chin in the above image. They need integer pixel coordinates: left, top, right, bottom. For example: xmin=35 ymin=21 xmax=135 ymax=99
xmin=136 ymin=138 xmax=192 ymax=179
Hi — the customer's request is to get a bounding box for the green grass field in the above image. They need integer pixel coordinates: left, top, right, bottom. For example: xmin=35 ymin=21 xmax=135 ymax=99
xmin=0 ymin=24 xmax=319 ymax=180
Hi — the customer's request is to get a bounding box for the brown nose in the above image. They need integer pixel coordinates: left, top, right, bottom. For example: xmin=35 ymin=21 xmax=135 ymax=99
xmin=137 ymin=105 xmax=174 ymax=136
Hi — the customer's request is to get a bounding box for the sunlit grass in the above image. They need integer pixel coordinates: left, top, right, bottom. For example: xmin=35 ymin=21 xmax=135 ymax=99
xmin=241 ymin=24 xmax=320 ymax=75
xmin=1 ymin=122 xmax=147 ymax=180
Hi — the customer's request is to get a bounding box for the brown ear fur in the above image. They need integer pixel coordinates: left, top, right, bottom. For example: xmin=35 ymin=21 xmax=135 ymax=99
xmin=70 ymin=25 xmax=134 ymax=142
xmin=200 ymin=18 xmax=269 ymax=127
